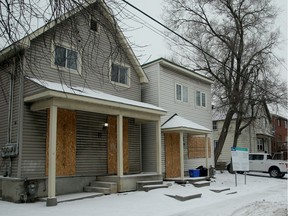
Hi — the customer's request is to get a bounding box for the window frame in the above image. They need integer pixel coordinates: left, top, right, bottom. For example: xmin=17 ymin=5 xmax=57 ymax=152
xmin=90 ymin=16 xmax=100 ymax=33
xmin=175 ymin=83 xmax=189 ymax=103
xmin=212 ymin=121 xmax=217 ymax=130
xmin=51 ymin=41 xmax=81 ymax=75
xmin=110 ymin=61 xmax=130 ymax=87
xmin=196 ymin=90 xmax=206 ymax=107
xmin=257 ymin=138 xmax=264 ymax=151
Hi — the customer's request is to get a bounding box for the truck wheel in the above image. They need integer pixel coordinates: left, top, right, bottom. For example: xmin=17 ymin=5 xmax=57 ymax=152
xmin=269 ymin=168 xmax=280 ymax=178
xmin=227 ymin=164 xmax=234 ymax=174
xmin=278 ymin=173 xmax=285 ymax=178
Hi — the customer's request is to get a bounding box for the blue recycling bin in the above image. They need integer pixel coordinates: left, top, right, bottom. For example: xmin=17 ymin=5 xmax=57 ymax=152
xmin=189 ymin=169 xmax=200 ymax=177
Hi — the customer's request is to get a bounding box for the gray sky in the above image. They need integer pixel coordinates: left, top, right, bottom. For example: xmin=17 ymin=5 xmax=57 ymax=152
xmin=120 ymin=0 xmax=287 ymax=80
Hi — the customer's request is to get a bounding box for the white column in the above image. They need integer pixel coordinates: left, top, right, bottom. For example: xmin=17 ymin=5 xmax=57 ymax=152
xmin=205 ymin=134 xmax=209 ymax=177
xmin=47 ymin=106 xmax=57 ymax=206
xmin=156 ymin=119 xmax=162 ymax=175
xmin=180 ymin=132 xmax=184 ymax=180
xmin=117 ymin=115 xmax=123 ymax=177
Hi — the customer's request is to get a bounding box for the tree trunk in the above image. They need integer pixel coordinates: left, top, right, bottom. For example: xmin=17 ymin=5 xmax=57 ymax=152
xmin=214 ymin=107 xmax=235 ymax=165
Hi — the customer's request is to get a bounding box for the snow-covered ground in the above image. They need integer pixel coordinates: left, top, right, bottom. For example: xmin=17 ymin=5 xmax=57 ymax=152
xmin=1 ymin=171 xmax=287 ymax=216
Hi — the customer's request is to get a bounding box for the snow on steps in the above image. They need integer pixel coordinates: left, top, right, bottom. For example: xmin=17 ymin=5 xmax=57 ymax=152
xmin=192 ymin=180 xmax=210 ymax=188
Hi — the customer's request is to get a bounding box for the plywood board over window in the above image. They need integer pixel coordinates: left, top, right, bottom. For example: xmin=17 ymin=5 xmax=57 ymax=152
xmin=107 ymin=116 xmax=129 ymax=175
xmin=46 ymin=108 xmax=76 ymax=176
xmin=165 ymin=133 xmax=181 ymax=178
xmin=188 ymin=135 xmax=211 ymax=159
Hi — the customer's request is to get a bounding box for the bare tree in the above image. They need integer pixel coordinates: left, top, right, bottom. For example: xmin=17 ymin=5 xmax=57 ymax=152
xmin=163 ymin=0 xmax=287 ymax=164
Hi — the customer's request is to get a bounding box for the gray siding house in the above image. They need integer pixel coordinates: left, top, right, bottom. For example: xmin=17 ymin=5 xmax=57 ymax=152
xmin=141 ymin=58 xmax=214 ymax=180
xmin=212 ymin=106 xmax=273 ymax=166
xmin=0 ymin=1 xmax=166 ymax=205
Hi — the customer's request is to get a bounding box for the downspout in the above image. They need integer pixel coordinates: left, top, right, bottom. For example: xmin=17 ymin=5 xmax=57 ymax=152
xmin=7 ymin=58 xmax=15 ymax=144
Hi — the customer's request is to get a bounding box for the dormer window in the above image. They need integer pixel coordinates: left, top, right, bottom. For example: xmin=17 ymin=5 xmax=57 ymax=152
xmin=110 ymin=62 xmax=130 ymax=87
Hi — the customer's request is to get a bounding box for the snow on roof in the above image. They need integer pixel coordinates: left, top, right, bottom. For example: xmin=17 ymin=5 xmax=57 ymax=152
xmin=268 ymin=104 xmax=288 ymax=119
xmin=28 ymin=78 xmax=166 ymax=113
xmin=161 ymin=114 xmax=211 ymax=133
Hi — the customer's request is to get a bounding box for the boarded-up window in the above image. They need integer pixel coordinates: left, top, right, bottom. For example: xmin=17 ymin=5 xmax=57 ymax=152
xmin=188 ymin=135 xmax=211 ymax=159
xmin=46 ymin=108 xmax=76 ymax=176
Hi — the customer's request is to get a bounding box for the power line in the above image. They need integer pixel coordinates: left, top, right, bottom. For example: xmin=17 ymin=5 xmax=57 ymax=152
xmin=121 ymin=0 xmax=284 ymax=100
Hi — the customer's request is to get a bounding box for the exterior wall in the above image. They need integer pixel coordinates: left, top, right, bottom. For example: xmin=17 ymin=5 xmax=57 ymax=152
xmin=0 ymin=58 xmax=22 ymax=178
xmin=142 ymin=62 xmax=213 ymax=173
xmin=271 ymin=115 xmax=288 ymax=152
xmin=23 ymin=5 xmax=141 ymax=101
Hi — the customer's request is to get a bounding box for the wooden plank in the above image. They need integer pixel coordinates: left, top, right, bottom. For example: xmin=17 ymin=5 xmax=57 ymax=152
xmin=165 ymin=133 xmax=180 ymax=178
xmin=188 ymin=135 xmax=211 ymax=159
xmin=46 ymin=108 xmax=76 ymax=176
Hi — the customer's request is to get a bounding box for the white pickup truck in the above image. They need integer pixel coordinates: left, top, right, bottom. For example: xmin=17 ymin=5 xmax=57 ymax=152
xmin=228 ymin=153 xmax=288 ymax=178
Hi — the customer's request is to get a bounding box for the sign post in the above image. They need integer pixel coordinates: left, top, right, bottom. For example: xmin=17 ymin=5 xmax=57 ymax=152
xmin=231 ymin=147 xmax=249 ymax=186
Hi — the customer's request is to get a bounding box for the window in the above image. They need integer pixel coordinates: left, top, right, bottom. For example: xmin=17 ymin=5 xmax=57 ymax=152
xmin=53 ymin=43 xmax=80 ymax=73
xmin=285 ymin=120 xmax=287 ymax=129
xmin=213 ymin=140 xmax=218 ymax=149
xmin=111 ymin=63 xmax=130 ymax=86
xmin=196 ymin=91 xmax=206 ymax=107
xmin=176 ymin=84 xmax=188 ymax=102
xmin=249 ymin=154 xmax=264 ymax=160
xmin=212 ymin=121 xmax=217 ymax=130
xmin=90 ymin=18 xmax=99 ymax=32
xmin=277 ymin=119 xmax=281 ymax=127
xmin=257 ymin=138 xmax=264 ymax=151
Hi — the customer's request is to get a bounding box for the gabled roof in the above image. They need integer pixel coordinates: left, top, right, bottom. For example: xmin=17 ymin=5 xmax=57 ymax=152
xmin=161 ymin=114 xmax=211 ymax=134
xmin=0 ymin=0 xmax=148 ymax=83
xmin=142 ymin=58 xmax=214 ymax=85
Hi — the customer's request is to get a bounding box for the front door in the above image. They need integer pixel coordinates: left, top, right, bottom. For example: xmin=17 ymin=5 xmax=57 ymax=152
xmin=165 ymin=133 xmax=180 ymax=178
xmin=107 ymin=116 xmax=129 ymax=174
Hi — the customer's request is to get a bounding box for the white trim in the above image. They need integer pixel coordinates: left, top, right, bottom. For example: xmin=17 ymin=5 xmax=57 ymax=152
xmin=195 ymin=90 xmax=207 ymax=108
xmin=51 ymin=40 xmax=82 ymax=75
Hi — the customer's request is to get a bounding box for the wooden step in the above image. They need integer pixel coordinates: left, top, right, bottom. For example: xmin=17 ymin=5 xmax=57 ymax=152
xmin=84 ymin=186 xmax=111 ymax=195
xmin=142 ymin=184 xmax=169 ymax=192
xmin=90 ymin=181 xmax=117 ymax=193
xmin=136 ymin=180 xmax=163 ymax=191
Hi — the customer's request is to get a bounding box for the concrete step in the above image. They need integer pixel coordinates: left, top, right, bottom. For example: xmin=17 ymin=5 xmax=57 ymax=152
xmin=90 ymin=181 xmax=117 ymax=193
xmin=84 ymin=186 xmax=111 ymax=195
xmin=142 ymin=184 xmax=169 ymax=192
xmin=192 ymin=180 xmax=210 ymax=188
xmin=187 ymin=177 xmax=209 ymax=183
xmin=165 ymin=193 xmax=202 ymax=201
xmin=136 ymin=180 xmax=163 ymax=191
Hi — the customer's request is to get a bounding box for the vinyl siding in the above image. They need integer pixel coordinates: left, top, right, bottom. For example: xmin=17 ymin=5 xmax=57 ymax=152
xmin=23 ymin=5 xmax=141 ymax=102
xmin=142 ymin=62 xmax=214 ymax=172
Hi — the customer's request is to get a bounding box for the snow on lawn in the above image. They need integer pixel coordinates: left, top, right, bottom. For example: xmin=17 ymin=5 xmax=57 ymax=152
xmin=0 ymin=171 xmax=287 ymax=216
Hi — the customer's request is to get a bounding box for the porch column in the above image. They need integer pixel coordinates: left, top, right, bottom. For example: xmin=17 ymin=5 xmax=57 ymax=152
xmin=47 ymin=105 xmax=57 ymax=206
xmin=205 ymin=134 xmax=209 ymax=177
xmin=180 ymin=132 xmax=184 ymax=180
xmin=156 ymin=119 xmax=162 ymax=175
xmin=117 ymin=114 xmax=124 ymax=177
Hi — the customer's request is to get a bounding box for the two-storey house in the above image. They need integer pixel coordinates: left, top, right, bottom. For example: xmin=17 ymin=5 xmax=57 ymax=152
xmin=141 ymin=58 xmax=214 ymax=180
xmin=213 ymin=105 xmax=273 ymax=167
xmin=0 ymin=1 xmax=166 ymax=205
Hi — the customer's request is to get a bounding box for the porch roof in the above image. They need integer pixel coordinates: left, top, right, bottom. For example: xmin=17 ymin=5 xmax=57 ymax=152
xmin=161 ymin=114 xmax=211 ymax=134
xmin=24 ymin=78 xmax=167 ymax=121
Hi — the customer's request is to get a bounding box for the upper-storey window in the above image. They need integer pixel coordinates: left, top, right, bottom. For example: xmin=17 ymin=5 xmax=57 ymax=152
xmin=212 ymin=121 xmax=217 ymax=130
xmin=176 ymin=83 xmax=188 ymax=103
xmin=111 ymin=62 xmax=130 ymax=87
xmin=196 ymin=90 xmax=206 ymax=107
xmin=90 ymin=18 xmax=99 ymax=32
xmin=52 ymin=42 xmax=81 ymax=74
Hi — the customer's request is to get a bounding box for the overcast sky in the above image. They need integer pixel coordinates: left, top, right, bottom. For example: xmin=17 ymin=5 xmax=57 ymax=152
xmin=118 ymin=0 xmax=287 ymax=80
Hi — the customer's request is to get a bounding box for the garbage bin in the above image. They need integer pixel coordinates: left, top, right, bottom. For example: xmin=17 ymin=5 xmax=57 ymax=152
xmin=189 ymin=169 xmax=200 ymax=177
xmin=197 ymin=166 xmax=208 ymax=177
